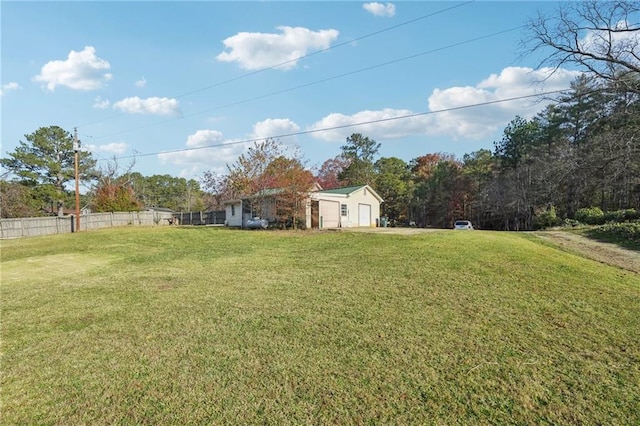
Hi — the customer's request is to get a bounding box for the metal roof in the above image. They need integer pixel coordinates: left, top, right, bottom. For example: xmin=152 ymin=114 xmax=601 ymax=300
xmin=315 ymin=185 xmax=367 ymax=195
xmin=314 ymin=185 xmax=383 ymax=202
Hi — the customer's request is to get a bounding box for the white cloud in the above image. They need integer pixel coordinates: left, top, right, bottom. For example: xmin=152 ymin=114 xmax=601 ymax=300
xmin=310 ymin=66 xmax=582 ymax=142
xmin=135 ymin=76 xmax=147 ymax=88
xmin=216 ymin=26 xmax=339 ymax=70
xmin=0 ymin=82 xmax=21 ymax=96
xmin=363 ymin=2 xmax=396 ymax=17
xmin=476 ymin=66 xmax=578 ymax=98
xmin=33 ymin=46 xmax=112 ymax=91
xmin=85 ymin=142 xmax=128 ymax=154
xmin=251 ymin=118 xmax=300 ymax=139
xmin=579 ymin=19 xmax=640 ymax=60
xmin=112 ymin=96 xmax=181 ymax=116
xmin=157 ymin=118 xmax=301 ymax=177
xmin=186 ymin=129 xmax=225 ymax=148
xmin=158 ymin=129 xmax=251 ymax=176
xmin=93 ymin=96 xmax=110 ymax=109
xmin=428 ymin=67 xmax=581 ymax=139
xmin=309 ymin=108 xmax=426 ymax=141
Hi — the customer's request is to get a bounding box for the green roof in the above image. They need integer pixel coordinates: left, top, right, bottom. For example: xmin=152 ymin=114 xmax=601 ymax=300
xmin=316 ymin=185 xmax=384 ymax=202
xmin=316 ymin=185 xmax=367 ymax=195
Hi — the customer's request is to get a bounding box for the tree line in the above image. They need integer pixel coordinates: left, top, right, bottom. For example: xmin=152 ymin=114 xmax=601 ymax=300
xmin=3 ymin=75 xmax=636 ymax=230
xmin=1 ymin=1 xmax=637 ymax=229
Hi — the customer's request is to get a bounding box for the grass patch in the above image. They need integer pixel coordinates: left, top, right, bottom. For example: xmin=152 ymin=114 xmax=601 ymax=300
xmin=2 ymin=227 xmax=639 ymax=424
xmin=582 ymin=222 xmax=640 ymax=251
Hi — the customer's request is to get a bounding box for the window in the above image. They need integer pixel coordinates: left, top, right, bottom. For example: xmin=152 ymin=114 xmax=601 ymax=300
xmin=231 ymin=205 xmax=235 ymax=216
xmin=341 ymin=204 xmax=348 ymax=216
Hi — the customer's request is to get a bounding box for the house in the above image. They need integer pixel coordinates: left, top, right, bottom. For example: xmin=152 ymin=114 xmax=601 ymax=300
xmin=311 ymin=185 xmax=383 ymax=228
xmin=224 ymin=184 xmax=321 ymax=229
xmin=42 ymin=205 xmax=92 ymax=216
xmin=224 ymin=184 xmax=383 ymax=229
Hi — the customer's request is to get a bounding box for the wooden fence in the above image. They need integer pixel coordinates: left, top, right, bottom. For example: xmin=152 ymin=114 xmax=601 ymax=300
xmin=0 ymin=211 xmax=174 ymax=239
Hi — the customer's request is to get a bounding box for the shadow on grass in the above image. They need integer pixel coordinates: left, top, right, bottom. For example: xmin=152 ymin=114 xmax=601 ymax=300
xmin=583 ymin=228 xmax=640 ymax=252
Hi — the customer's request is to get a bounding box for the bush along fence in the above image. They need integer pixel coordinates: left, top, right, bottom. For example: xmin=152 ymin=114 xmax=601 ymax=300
xmin=0 ymin=211 xmax=174 ymax=239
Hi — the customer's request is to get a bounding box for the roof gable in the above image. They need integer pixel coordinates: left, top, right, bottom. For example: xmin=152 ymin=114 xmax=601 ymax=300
xmin=315 ymin=185 xmax=383 ymax=202
xmin=317 ymin=185 xmax=366 ymax=195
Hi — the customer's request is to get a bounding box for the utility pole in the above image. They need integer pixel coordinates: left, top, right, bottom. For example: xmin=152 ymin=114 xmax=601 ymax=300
xmin=74 ymin=127 xmax=81 ymax=232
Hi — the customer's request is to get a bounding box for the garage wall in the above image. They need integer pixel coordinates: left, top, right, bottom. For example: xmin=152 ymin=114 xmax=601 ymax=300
xmin=312 ymin=188 xmax=381 ymax=228
xmin=345 ymin=188 xmax=380 ymax=227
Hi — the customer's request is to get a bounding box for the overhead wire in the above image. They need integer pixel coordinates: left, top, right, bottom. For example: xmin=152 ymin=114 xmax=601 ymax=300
xmin=76 ymin=1 xmax=561 ymax=168
xmin=78 ymin=0 xmax=475 ymax=130
xmin=112 ymin=88 xmax=572 ymax=161
xmin=90 ymin=24 xmax=524 ymax=141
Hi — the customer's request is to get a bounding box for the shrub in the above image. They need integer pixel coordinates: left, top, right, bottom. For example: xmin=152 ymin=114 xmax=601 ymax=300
xmin=562 ymin=218 xmax=582 ymax=228
xmin=588 ymin=221 xmax=640 ymax=246
xmin=575 ymin=207 xmax=605 ymax=225
xmin=533 ymin=206 xmax=560 ymax=230
xmin=628 ymin=209 xmax=640 ymax=221
xmin=603 ymin=209 xmax=636 ymax=223
xmin=626 ymin=209 xmax=640 ymax=221
xmin=599 ymin=208 xmax=639 ymax=223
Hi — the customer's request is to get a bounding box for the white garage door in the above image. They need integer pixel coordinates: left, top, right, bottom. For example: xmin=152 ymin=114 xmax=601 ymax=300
xmin=358 ymin=204 xmax=371 ymax=227
xmin=320 ymin=200 xmax=340 ymax=228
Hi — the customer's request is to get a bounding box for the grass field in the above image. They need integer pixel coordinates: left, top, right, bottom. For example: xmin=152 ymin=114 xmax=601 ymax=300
xmin=2 ymin=227 xmax=639 ymax=424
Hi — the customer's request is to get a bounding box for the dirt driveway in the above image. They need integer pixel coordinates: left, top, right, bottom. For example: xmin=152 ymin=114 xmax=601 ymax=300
xmin=344 ymin=227 xmax=639 ymax=273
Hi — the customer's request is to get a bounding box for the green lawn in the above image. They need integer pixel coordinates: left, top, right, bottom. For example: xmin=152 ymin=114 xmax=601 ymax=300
xmin=2 ymin=227 xmax=639 ymax=424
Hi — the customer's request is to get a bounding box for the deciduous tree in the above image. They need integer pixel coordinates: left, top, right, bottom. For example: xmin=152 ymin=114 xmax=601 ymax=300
xmin=129 ymin=173 xmax=205 ymax=211
xmin=265 ymin=156 xmax=314 ymax=229
xmin=226 ymin=139 xmax=283 ymax=207
xmin=523 ymin=0 xmax=640 ymax=94
xmin=92 ymin=158 xmax=141 ymax=212
xmin=200 ymin=171 xmax=234 ymax=210
xmin=0 ymin=181 xmax=41 ymax=218
xmin=316 ymin=156 xmax=349 ymax=189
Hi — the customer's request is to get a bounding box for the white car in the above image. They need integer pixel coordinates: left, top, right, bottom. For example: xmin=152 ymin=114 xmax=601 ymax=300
xmin=454 ymin=220 xmax=474 ymax=230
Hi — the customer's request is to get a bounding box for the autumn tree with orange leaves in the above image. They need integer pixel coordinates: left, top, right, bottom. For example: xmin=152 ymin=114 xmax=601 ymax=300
xmin=91 ymin=157 xmax=140 ymax=212
xmin=265 ymin=156 xmax=315 ymax=229
xmin=315 ymin=155 xmax=350 ymax=190
xmin=223 ymin=139 xmax=315 ymax=228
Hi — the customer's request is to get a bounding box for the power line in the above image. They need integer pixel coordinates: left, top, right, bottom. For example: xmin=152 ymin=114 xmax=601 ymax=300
xmin=90 ymin=24 xmax=522 ymax=141
xmin=77 ymin=1 xmax=475 ymax=129
xmin=111 ymin=88 xmax=571 ymax=161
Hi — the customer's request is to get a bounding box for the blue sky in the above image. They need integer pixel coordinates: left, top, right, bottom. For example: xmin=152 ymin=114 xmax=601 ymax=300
xmin=1 ymin=1 xmax=583 ymax=183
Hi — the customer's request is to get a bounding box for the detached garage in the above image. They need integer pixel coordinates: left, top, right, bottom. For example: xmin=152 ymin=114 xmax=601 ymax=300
xmin=311 ymin=185 xmax=383 ymax=228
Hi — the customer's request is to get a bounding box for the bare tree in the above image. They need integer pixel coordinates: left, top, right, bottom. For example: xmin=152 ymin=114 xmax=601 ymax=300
xmin=91 ymin=156 xmax=140 ymax=212
xmin=523 ymin=0 xmax=640 ymax=93
xmin=225 ymin=138 xmax=284 ymax=217
xmin=200 ymin=171 xmax=234 ymax=211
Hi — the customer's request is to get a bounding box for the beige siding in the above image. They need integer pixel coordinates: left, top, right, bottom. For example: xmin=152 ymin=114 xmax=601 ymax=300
xmin=313 ymin=186 xmax=381 ymax=228
xmin=343 ymin=188 xmax=380 ymax=227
